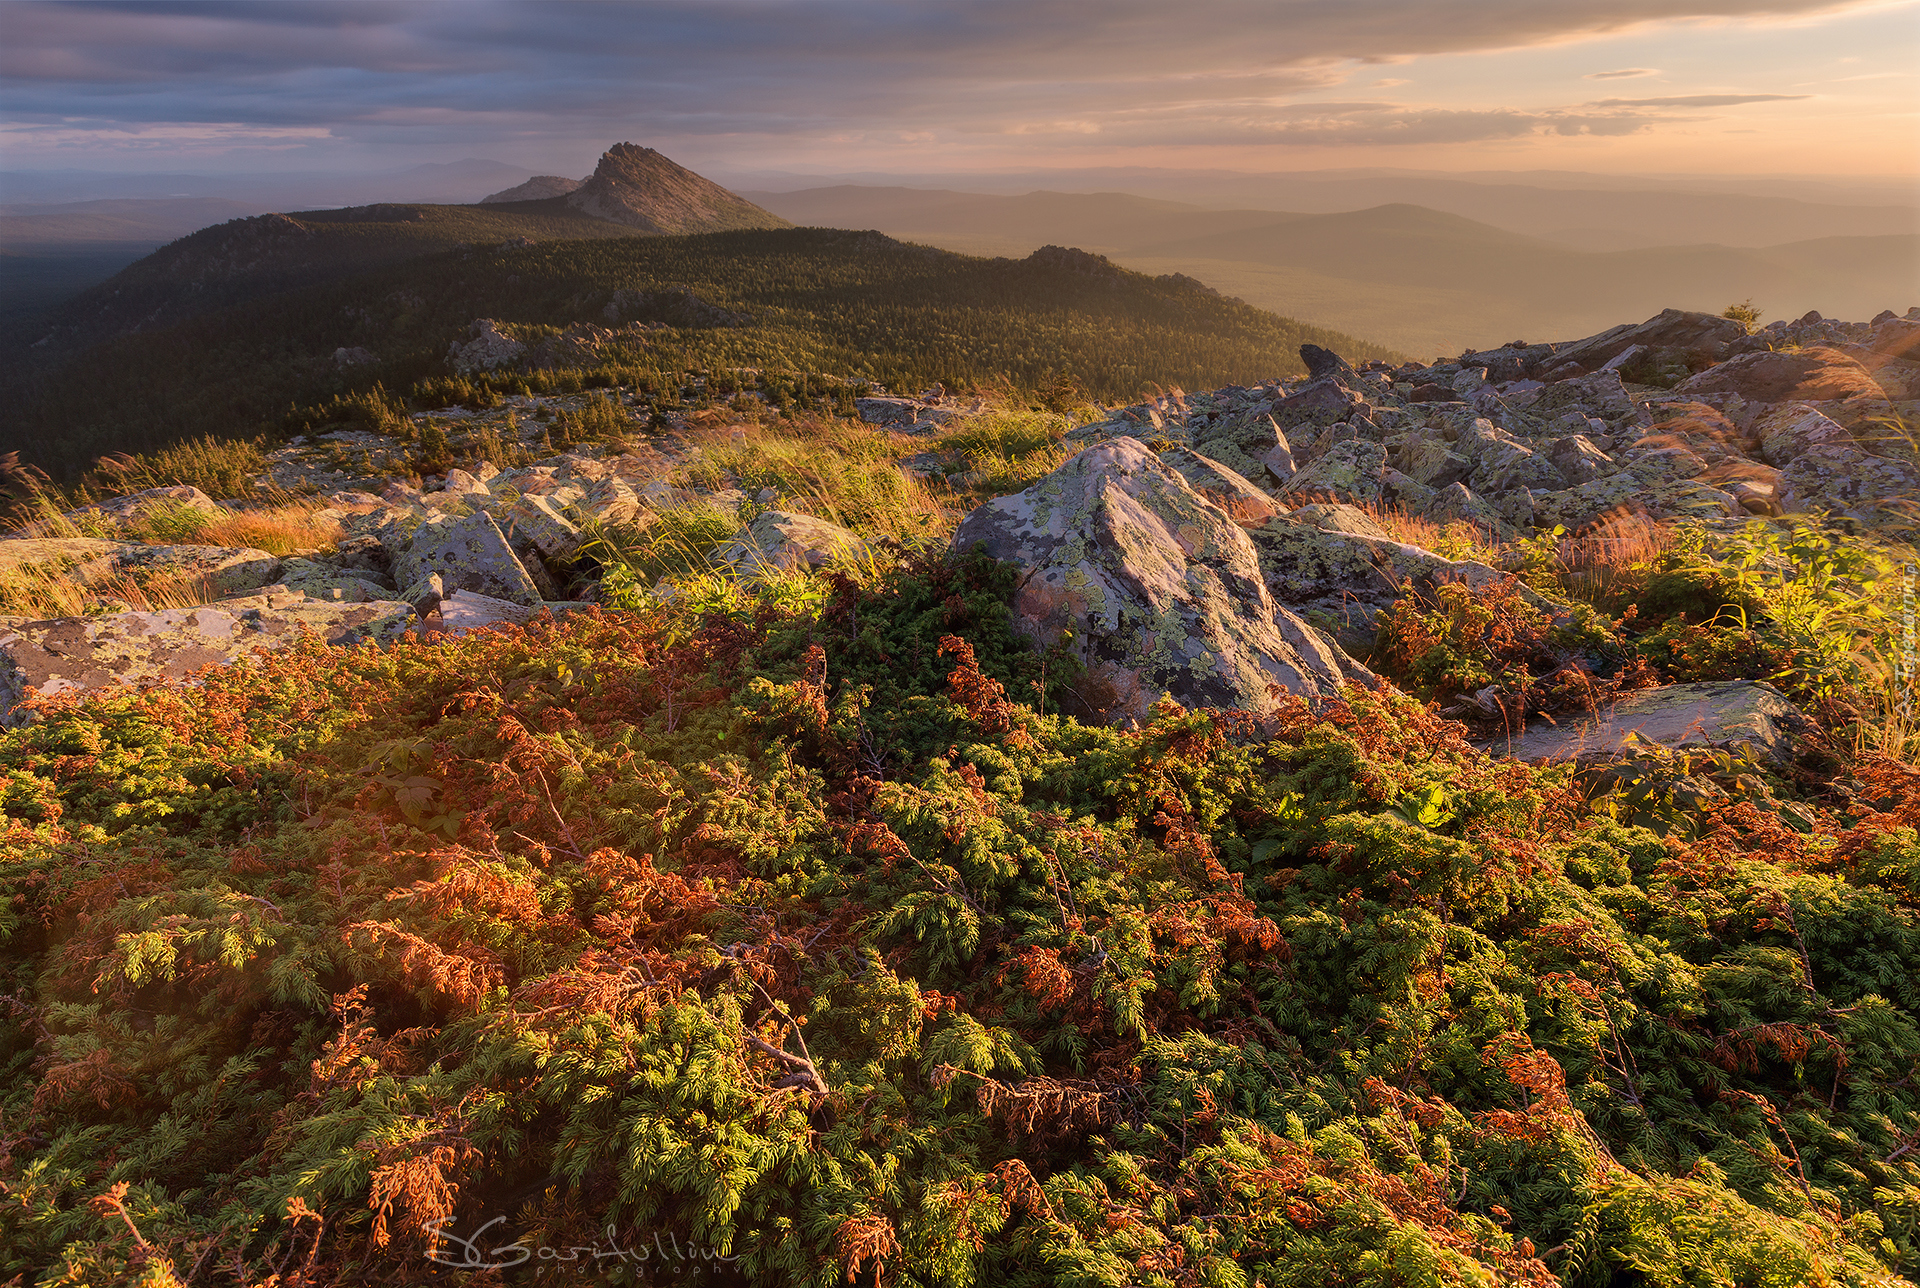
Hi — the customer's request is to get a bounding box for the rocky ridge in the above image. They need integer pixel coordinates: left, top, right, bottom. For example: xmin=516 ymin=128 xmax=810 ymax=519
xmin=1069 ymin=305 xmax=1920 ymax=539
xmin=3 ymin=305 xmax=1914 ymax=754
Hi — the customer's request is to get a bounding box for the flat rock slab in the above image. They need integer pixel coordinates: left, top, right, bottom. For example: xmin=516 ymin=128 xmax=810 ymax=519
xmin=430 ymin=589 xmax=584 ymax=637
xmin=0 ymin=591 xmax=413 ymax=725
xmin=1479 ymin=681 xmax=1802 ymax=765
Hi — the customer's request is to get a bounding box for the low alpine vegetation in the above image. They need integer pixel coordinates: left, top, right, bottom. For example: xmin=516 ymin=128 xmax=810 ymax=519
xmin=5 ymin=550 xmax=1919 ymax=1286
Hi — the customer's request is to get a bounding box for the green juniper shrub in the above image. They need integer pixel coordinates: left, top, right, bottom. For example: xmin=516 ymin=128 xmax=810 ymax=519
xmin=5 ymin=548 xmax=1918 ymax=1285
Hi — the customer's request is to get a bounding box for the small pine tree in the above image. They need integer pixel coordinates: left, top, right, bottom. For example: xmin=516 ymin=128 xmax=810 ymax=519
xmin=1722 ymin=299 xmax=1764 ymax=334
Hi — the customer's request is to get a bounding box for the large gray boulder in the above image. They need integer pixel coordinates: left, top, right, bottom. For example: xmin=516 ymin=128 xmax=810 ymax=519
xmin=1156 ymin=448 xmax=1280 ymax=527
xmin=391 ymin=511 xmax=543 ymax=607
xmin=266 ymin=556 xmax=398 ymax=604
xmin=1539 ymin=309 xmax=1746 ymax=379
xmin=0 ymin=591 xmax=413 ymax=726
xmin=65 ymin=485 xmax=226 ymax=533
xmin=950 ymin=437 xmax=1372 ymax=724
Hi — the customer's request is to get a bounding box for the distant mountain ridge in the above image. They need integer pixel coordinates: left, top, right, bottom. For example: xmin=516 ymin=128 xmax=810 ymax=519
xmin=21 ymin=144 xmax=793 ymax=352
xmin=744 ymin=185 xmax=1917 ymax=355
xmin=481 ymin=175 xmax=583 ymax=203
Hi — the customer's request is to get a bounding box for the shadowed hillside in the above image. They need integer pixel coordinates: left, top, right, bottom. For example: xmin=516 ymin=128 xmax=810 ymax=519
xmin=5 ymin=228 xmax=1400 ymax=476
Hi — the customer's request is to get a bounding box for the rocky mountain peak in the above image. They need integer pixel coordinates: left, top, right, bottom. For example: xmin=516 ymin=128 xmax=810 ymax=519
xmin=563 ymin=142 xmax=791 ymax=234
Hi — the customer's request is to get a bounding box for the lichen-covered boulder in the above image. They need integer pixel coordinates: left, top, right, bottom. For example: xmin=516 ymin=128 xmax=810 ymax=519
xmin=1280 ymin=503 xmax=1390 ymax=539
xmin=1426 ymin=482 xmax=1502 ymax=528
xmin=266 ymin=557 xmax=398 ymax=604
xmin=428 ymin=589 xmax=586 ymax=637
xmin=1278 ymin=439 xmax=1388 ymax=504
xmin=1542 ymin=309 xmax=1746 ymax=377
xmin=580 ymin=476 xmax=644 ymax=525
xmin=391 ymin=511 xmax=542 ymax=607
xmin=1777 ymin=443 xmax=1920 ymax=525
xmin=0 ymin=591 xmax=413 ymax=726
xmin=1456 ymin=421 xmax=1564 ymax=494
xmin=1753 ymin=402 xmax=1858 ymax=467
xmin=1513 ymin=370 xmax=1639 ymax=429
xmin=1548 ymin=435 xmax=1616 ymax=487
xmin=0 ymin=538 xmax=282 ymax=600
xmin=1531 ymin=467 xmax=1741 ymax=530
xmin=1398 ymin=437 xmax=1473 ymax=489
xmin=1189 ymin=416 xmax=1285 ymax=488
xmin=1269 ymin=377 xmax=1367 ymax=433
xmin=950 ymin=437 xmax=1370 ymax=724
xmin=0 ymin=538 xmax=129 ymax=581
xmin=67 ymin=485 xmax=227 ymax=532
xmin=716 ymin=510 xmax=869 ymax=576
xmin=1156 ymin=448 xmax=1280 ymax=527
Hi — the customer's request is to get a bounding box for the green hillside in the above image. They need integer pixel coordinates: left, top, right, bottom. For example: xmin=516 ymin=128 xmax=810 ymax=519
xmin=8 ymin=227 xmax=1400 ymax=479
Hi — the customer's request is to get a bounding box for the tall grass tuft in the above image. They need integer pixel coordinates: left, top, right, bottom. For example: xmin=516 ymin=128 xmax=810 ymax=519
xmin=0 ymin=561 xmax=221 ymax=618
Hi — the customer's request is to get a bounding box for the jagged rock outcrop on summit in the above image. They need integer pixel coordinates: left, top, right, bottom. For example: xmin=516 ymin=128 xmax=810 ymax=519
xmin=950 ymin=437 xmax=1373 ymax=725
xmin=564 ymin=143 xmax=791 ymax=234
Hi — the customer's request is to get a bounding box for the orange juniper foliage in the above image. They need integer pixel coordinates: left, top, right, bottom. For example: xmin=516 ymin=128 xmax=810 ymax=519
xmin=939 ymin=634 xmax=1015 ymax=735
xmin=1004 ymin=944 xmax=1077 ymax=1013
xmin=343 ymin=920 xmax=505 ymax=1010
xmin=1854 ymin=753 xmax=1920 ymax=828
xmin=369 ymin=1137 xmax=479 ymax=1249
xmin=835 ymin=1212 xmax=901 ymax=1285
xmin=1712 ymin=1022 xmax=1847 ymax=1077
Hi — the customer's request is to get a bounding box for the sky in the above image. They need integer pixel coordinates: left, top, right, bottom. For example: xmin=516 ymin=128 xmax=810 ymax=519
xmin=1 ymin=0 xmax=1916 ymax=183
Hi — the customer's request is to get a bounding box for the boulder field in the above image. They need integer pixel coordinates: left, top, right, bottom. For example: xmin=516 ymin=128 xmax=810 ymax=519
xmin=2 ymin=305 xmax=1913 ymax=755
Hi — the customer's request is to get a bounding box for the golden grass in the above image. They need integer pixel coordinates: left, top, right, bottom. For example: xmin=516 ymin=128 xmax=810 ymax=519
xmin=1356 ymin=502 xmax=1500 ymax=564
xmin=934 ymin=409 xmax=1074 ymax=499
xmin=672 ymin=416 xmax=960 ymax=546
xmin=80 ymin=435 xmax=277 ymax=505
xmin=1552 ymin=509 xmax=1676 ymax=608
xmin=0 ymin=562 xmax=221 ymax=619
xmin=5 ymin=492 xmax=343 ymax=556
xmin=186 ymin=502 xmax=345 ymax=557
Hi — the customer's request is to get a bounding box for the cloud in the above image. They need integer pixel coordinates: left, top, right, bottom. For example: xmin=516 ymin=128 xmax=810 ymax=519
xmin=1585 ymin=68 xmax=1661 ymax=79
xmin=1374 ymin=79 xmax=1412 ymax=87
xmin=1585 ymin=93 xmax=1812 ymax=106
xmin=0 ymin=0 xmax=1881 ymax=167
